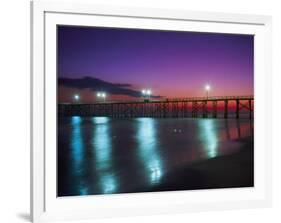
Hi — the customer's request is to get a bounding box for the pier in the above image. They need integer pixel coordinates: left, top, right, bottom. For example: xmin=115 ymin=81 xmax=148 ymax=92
xmin=58 ymin=95 xmax=254 ymax=119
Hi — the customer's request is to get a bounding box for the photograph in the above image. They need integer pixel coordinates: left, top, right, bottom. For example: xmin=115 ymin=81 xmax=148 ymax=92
xmin=57 ymin=25 xmax=254 ymax=197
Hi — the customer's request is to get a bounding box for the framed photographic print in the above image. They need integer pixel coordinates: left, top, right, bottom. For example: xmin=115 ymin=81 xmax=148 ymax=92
xmin=31 ymin=1 xmax=272 ymax=222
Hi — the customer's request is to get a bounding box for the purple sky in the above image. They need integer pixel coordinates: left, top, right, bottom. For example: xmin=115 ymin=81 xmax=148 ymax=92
xmin=57 ymin=25 xmax=253 ymax=102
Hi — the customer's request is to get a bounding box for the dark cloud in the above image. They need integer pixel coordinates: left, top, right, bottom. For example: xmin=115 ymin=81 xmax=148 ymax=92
xmin=58 ymin=76 xmax=162 ymax=98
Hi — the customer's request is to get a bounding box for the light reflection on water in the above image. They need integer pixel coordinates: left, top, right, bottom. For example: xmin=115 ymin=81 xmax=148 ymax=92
xmin=136 ymin=118 xmax=163 ymax=184
xmin=70 ymin=116 xmax=88 ymax=195
xmin=59 ymin=117 xmax=253 ymax=197
xmin=92 ymin=117 xmax=118 ymax=194
xmin=71 ymin=116 xmax=83 ymax=166
xmin=198 ymin=119 xmax=218 ymax=158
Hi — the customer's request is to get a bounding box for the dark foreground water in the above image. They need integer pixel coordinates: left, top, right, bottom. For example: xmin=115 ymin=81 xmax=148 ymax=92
xmin=58 ymin=117 xmax=254 ymax=197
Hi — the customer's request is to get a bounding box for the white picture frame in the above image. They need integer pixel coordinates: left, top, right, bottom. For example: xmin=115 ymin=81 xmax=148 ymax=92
xmin=31 ymin=1 xmax=272 ymax=222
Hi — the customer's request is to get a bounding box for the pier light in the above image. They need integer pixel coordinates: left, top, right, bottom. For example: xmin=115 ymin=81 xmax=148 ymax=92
xmin=205 ymin=84 xmax=211 ymax=98
xmin=96 ymin=91 xmax=107 ymax=101
xmin=73 ymin=94 xmax=80 ymax=101
xmin=141 ymin=89 xmax=152 ymax=99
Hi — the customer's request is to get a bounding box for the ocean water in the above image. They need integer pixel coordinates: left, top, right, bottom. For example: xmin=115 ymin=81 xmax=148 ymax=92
xmin=57 ymin=117 xmax=253 ymax=196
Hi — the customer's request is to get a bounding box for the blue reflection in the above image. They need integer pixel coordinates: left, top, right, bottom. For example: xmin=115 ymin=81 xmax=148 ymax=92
xmin=92 ymin=117 xmax=111 ymax=171
xmin=71 ymin=116 xmax=83 ymax=172
xmin=79 ymin=187 xmax=89 ymax=195
xmin=101 ymin=173 xmax=117 ymax=194
xmin=92 ymin=117 xmax=117 ymax=194
xmin=93 ymin=116 xmax=109 ymax=124
xmin=198 ymin=119 xmax=218 ymax=158
xmin=70 ymin=116 xmax=89 ymax=194
xmin=136 ymin=118 xmax=163 ymax=184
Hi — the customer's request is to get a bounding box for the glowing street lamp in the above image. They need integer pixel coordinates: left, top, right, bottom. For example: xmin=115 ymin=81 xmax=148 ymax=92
xmin=73 ymin=94 xmax=80 ymax=102
xmin=205 ymin=84 xmax=211 ymax=98
xmin=141 ymin=89 xmax=152 ymax=100
xmin=96 ymin=91 xmax=107 ymax=102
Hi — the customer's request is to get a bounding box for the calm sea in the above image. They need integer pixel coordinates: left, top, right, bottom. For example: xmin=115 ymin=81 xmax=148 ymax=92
xmin=58 ymin=117 xmax=253 ymax=196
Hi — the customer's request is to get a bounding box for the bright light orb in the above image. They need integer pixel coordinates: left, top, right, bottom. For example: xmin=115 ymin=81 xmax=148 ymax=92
xmin=141 ymin=89 xmax=152 ymax=96
xmin=74 ymin=94 xmax=80 ymax=100
xmin=205 ymin=85 xmax=211 ymax=91
xmin=102 ymin=93 xmax=106 ymax=98
xmin=97 ymin=92 xmax=101 ymax=97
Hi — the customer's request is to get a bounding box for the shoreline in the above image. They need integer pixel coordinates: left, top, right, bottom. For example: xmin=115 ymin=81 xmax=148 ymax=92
xmin=149 ymin=137 xmax=254 ymax=192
